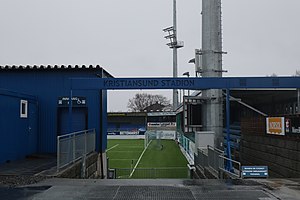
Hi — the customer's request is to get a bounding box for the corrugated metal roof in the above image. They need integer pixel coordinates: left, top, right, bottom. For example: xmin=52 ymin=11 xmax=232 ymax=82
xmin=1 ymin=64 xmax=102 ymax=69
xmin=0 ymin=64 xmax=113 ymax=77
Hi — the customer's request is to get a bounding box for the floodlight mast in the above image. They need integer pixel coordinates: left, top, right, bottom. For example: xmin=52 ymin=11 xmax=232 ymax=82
xmin=201 ymin=0 xmax=225 ymax=150
xmin=163 ymin=0 xmax=184 ymax=111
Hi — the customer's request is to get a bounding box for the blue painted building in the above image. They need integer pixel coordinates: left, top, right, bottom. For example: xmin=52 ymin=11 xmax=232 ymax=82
xmin=0 ymin=65 xmax=112 ymax=163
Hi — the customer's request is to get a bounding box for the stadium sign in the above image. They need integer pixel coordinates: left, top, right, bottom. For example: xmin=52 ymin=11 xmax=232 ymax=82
xmin=242 ymin=166 xmax=268 ymax=178
xmin=71 ymin=77 xmax=300 ymax=90
xmin=103 ymin=79 xmax=195 ymax=88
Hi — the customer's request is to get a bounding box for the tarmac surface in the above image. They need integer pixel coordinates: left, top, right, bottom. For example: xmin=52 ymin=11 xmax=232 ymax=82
xmin=0 ymin=156 xmax=300 ymax=200
xmin=0 ymin=154 xmax=56 ymax=176
xmin=0 ymin=178 xmax=299 ymax=200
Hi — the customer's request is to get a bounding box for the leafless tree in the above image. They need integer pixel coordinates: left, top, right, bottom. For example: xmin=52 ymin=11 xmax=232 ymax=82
xmin=294 ymin=70 xmax=300 ymax=76
xmin=127 ymin=93 xmax=171 ymax=112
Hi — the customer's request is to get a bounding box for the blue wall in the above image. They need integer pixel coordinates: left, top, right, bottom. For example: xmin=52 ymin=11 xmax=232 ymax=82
xmin=0 ymin=69 xmax=107 ymax=157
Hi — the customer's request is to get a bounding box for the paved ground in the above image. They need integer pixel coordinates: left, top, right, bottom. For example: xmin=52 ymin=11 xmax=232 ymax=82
xmin=0 ymin=156 xmax=299 ymax=199
xmin=0 ymin=154 xmax=56 ymax=187
xmin=1 ymin=178 xmax=299 ymax=200
xmin=0 ymin=154 xmax=56 ymax=176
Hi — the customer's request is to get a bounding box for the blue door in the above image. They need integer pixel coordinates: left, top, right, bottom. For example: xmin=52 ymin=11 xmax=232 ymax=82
xmin=58 ymin=107 xmax=87 ymax=135
xmin=28 ymin=102 xmax=38 ymax=155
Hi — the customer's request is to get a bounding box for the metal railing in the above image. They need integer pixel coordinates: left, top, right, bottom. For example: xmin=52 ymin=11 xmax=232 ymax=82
xmin=196 ymin=145 xmax=241 ymax=179
xmin=207 ymin=145 xmax=224 ymax=173
xmin=219 ymin=155 xmax=241 ymax=179
xmin=112 ymin=167 xmax=189 ymax=179
xmin=57 ymin=129 xmax=96 ymax=171
xmin=196 ymin=148 xmax=208 ymax=169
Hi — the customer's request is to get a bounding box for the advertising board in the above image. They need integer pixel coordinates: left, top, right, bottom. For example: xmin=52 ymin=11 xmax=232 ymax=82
xmin=266 ymin=117 xmax=285 ymax=135
xmin=285 ymin=116 xmax=300 ymax=134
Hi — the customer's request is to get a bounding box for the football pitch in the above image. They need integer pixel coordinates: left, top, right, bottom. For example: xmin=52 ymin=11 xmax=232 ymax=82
xmin=107 ymin=139 xmax=189 ymax=179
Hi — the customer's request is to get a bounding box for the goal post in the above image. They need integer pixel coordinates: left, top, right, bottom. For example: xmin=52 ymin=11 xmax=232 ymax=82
xmin=144 ymin=130 xmax=163 ymax=150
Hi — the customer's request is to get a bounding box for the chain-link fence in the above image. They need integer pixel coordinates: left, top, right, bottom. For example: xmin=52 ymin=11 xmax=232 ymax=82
xmin=57 ymin=129 xmax=96 ymax=171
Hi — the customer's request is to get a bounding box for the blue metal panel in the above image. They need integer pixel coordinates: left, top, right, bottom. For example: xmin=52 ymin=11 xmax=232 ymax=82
xmin=0 ymin=70 xmax=103 ymax=154
xmin=71 ymin=77 xmax=300 ymax=90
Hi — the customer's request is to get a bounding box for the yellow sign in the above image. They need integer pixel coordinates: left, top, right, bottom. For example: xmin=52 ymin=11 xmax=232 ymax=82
xmin=266 ymin=117 xmax=285 ymax=135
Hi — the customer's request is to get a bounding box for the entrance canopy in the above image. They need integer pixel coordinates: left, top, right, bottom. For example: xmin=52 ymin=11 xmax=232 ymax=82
xmin=68 ymin=76 xmax=300 ymax=154
xmin=71 ymin=77 xmax=300 ymax=90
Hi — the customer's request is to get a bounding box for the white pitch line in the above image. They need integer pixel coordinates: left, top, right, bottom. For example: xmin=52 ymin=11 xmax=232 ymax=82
xmin=129 ymin=140 xmax=152 ymax=178
xmin=106 ymin=144 xmax=119 ymax=152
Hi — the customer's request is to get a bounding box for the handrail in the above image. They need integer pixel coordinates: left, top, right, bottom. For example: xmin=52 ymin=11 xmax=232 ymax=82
xmin=207 ymin=145 xmax=224 ymax=154
xmin=196 ymin=146 xmax=241 ymax=179
xmin=57 ymin=129 xmax=95 ymax=139
xmin=219 ymin=155 xmax=241 ymax=178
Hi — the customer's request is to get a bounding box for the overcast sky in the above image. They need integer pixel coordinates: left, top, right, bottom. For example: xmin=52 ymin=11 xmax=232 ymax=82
xmin=1 ymin=0 xmax=300 ymax=111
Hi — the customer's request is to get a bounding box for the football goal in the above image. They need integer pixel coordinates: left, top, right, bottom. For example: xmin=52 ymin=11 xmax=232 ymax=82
xmin=144 ymin=130 xmax=163 ymax=150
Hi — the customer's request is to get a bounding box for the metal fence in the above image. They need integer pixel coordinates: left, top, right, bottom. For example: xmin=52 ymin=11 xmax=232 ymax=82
xmin=57 ymin=129 xmax=96 ymax=170
xmin=112 ymin=167 xmax=189 ymax=179
xmin=196 ymin=145 xmax=241 ymax=179
xmin=207 ymin=145 xmax=224 ymax=173
xmin=196 ymin=148 xmax=208 ymax=169
xmin=219 ymin=155 xmax=241 ymax=178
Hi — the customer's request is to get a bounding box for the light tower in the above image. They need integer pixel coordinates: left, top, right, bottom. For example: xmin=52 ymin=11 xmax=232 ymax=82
xmin=201 ymin=0 xmax=226 ymax=149
xmin=163 ymin=0 xmax=184 ymax=111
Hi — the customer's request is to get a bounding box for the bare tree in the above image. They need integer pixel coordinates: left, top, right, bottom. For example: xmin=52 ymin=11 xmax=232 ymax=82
xmin=127 ymin=93 xmax=171 ymax=112
xmin=270 ymin=73 xmax=277 ymax=77
xmin=294 ymin=70 xmax=300 ymax=76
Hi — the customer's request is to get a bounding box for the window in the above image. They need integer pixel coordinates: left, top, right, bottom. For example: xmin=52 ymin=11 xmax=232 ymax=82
xmin=20 ymin=100 xmax=28 ymax=118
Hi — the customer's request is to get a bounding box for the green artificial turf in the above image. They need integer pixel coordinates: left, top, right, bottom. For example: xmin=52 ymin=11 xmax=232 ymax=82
xmin=107 ymin=139 xmax=189 ymax=179
xmin=138 ymin=140 xmax=188 ymax=168
xmin=107 ymin=139 xmax=144 ymax=169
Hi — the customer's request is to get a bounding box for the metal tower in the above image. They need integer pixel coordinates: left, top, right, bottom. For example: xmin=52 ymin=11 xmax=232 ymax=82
xmin=201 ymin=0 xmax=225 ymax=149
xmin=163 ymin=0 xmax=184 ymax=111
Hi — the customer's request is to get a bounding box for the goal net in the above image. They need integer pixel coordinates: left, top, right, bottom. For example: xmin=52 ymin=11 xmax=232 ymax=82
xmin=144 ymin=130 xmax=162 ymax=150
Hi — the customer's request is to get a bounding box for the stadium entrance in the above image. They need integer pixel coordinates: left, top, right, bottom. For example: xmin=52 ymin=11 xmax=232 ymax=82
xmin=68 ymin=76 xmax=300 ymax=178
